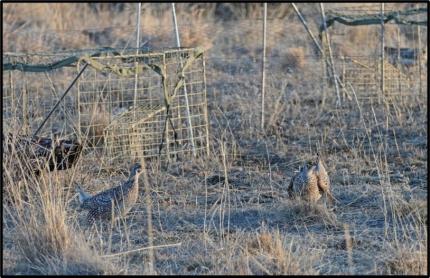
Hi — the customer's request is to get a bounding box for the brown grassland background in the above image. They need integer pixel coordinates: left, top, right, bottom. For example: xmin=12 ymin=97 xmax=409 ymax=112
xmin=2 ymin=3 xmax=428 ymax=275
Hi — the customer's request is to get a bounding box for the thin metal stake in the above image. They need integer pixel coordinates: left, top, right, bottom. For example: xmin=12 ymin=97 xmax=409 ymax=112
xmin=320 ymin=3 xmax=341 ymax=106
xmin=172 ymin=3 xmax=181 ymax=48
xmin=261 ymin=3 xmax=267 ymax=130
xmin=32 ymin=63 xmax=88 ymax=139
xmin=380 ymin=3 xmax=385 ymax=104
xmin=416 ymin=4 xmax=422 ymax=96
xmin=133 ymin=3 xmax=142 ymax=115
xmin=172 ymin=3 xmax=196 ymax=157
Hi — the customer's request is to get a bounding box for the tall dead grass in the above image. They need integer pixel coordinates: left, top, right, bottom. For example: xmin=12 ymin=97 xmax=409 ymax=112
xmin=3 ymin=135 xmax=112 ymax=275
xmin=2 ymin=2 xmax=427 ymax=275
xmin=383 ymin=232 xmax=427 ymax=275
xmin=385 ymin=249 xmax=427 ymax=275
xmin=243 ymin=228 xmax=321 ymax=275
xmin=282 ymin=47 xmax=306 ymax=72
xmin=4 ymin=3 xmax=218 ymax=52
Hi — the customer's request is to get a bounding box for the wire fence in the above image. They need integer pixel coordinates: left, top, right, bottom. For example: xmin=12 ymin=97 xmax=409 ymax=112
xmin=3 ymin=47 xmax=210 ymax=164
xmin=2 ymin=3 xmax=427 ymax=166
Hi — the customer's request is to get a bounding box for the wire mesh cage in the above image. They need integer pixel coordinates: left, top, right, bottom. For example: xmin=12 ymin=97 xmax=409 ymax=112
xmin=3 ymin=47 xmax=210 ymax=164
xmin=77 ymin=47 xmax=210 ymax=163
xmin=322 ymin=3 xmax=427 ymax=106
xmin=338 ymin=56 xmax=418 ymax=104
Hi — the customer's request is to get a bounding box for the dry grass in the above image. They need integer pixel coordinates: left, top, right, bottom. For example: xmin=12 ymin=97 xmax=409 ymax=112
xmin=282 ymin=47 xmax=306 ymax=72
xmin=79 ymin=103 xmax=110 ymax=147
xmin=2 ymin=2 xmax=428 ymax=275
xmin=385 ymin=248 xmax=427 ymax=275
xmin=244 ymin=229 xmax=320 ymax=275
xmin=3 ymin=150 xmax=112 ymax=274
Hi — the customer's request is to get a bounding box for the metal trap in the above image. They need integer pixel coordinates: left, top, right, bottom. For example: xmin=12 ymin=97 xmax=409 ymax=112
xmin=3 ymin=47 xmax=210 ymax=164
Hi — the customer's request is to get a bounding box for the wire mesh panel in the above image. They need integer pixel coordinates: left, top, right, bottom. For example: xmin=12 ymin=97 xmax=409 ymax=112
xmin=3 ymin=47 xmax=210 ymax=164
xmin=129 ymin=106 xmax=167 ymax=159
xmin=338 ymin=56 xmax=378 ymax=102
xmin=77 ymin=52 xmax=164 ymax=147
xmin=77 ymin=47 xmax=210 ymax=163
xmin=322 ymin=3 xmax=427 ymax=106
xmin=338 ymin=56 xmax=418 ymax=104
xmin=3 ymin=53 xmax=79 ymax=135
xmin=104 ymin=103 xmax=167 ymax=162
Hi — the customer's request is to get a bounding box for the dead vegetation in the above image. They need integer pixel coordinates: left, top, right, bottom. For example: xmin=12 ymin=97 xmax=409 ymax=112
xmin=3 ymin=158 xmax=112 ymax=275
xmin=2 ymin=2 xmax=428 ymax=275
xmin=384 ymin=247 xmax=427 ymax=275
xmin=282 ymin=47 xmax=306 ymax=72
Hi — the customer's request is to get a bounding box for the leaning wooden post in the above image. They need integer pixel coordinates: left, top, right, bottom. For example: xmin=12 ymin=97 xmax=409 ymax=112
xmin=320 ymin=49 xmax=327 ymax=108
xmin=261 ymin=2 xmax=267 ymax=130
xmin=33 ymin=63 xmax=89 ymax=139
xmin=320 ymin=3 xmax=341 ymax=106
xmin=291 ymin=3 xmax=323 ymax=54
xmin=319 ymin=22 xmax=328 ymax=109
xmin=292 ymin=3 xmax=347 ymax=97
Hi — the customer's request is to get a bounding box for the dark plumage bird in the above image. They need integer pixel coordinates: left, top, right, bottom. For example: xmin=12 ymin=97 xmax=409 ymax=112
xmin=76 ymin=163 xmax=143 ymax=225
xmin=3 ymin=132 xmax=83 ymax=176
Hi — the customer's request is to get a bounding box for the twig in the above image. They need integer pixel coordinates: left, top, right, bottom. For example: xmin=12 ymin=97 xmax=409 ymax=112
xmin=101 ymin=242 xmax=182 ymax=258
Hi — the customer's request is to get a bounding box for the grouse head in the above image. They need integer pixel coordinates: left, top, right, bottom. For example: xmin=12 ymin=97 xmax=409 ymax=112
xmin=129 ymin=162 xmax=143 ymax=178
xmin=300 ymin=162 xmax=308 ymax=173
xmin=315 ymin=152 xmax=325 ymax=170
xmin=75 ymin=183 xmax=92 ymax=204
xmin=316 ymin=152 xmax=321 ymax=163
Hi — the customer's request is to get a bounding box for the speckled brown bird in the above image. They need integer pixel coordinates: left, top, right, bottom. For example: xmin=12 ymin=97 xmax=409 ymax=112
xmin=76 ymin=163 xmax=142 ymax=225
xmin=313 ymin=152 xmax=335 ymax=205
xmin=288 ymin=163 xmax=321 ymax=203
